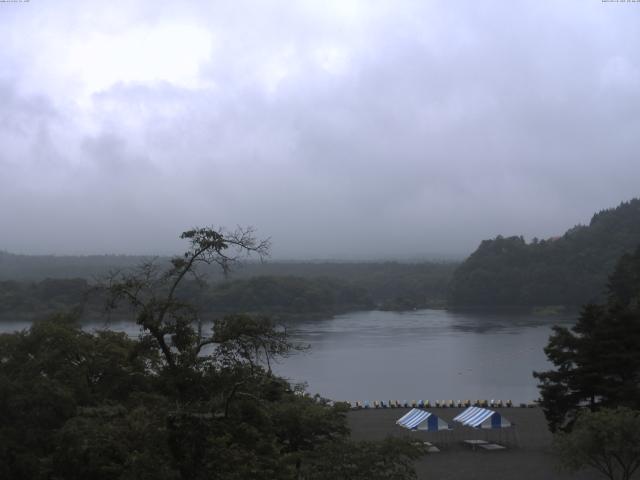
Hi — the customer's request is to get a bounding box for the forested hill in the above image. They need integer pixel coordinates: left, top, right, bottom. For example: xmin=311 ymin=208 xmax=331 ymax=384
xmin=449 ymin=198 xmax=640 ymax=307
xmin=0 ymin=258 xmax=456 ymax=320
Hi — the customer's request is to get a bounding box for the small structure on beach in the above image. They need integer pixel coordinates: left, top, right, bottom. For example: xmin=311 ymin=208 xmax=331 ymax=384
xmin=453 ymin=406 xmax=518 ymax=447
xmin=453 ymin=406 xmax=512 ymax=429
xmin=396 ymin=408 xmax=451 ymax=431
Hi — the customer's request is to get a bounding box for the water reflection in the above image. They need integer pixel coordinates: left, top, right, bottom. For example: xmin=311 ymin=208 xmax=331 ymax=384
xmin=0 ymin=309 xmax=574 ymax=404
xmin=276 ymin=309 xmax=575 ymax=403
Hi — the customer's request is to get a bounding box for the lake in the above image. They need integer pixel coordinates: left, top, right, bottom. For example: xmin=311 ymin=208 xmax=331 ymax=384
xmin=0 ymin=309 xmax=574 ymax=404
xmin=275 ymin=309 xmax=575 ymax=404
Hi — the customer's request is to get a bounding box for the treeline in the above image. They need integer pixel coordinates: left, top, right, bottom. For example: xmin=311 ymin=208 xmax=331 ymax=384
xmin=5 ymin=199 xmax=640 ymax=313
xmin=0 ymin=251 xmax=457 ymax=281
xmin=0 ymin=278 xmax=91 ymax=319
xmin=0 ymin=252 xmax=149 ymax=280
xmin=209 ymin=262 xmax=456 ymax=311
xmin=0 ymin=262 xmax=456 ymax=321
xmin=449 ymin=198 xmax=640 ymax=307
xmin=205 ymin=276 xmax=373 ymax=316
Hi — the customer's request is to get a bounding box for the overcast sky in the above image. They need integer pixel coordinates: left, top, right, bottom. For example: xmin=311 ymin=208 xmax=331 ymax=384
xmin=1 ymin=0 xmax=639 ymax=259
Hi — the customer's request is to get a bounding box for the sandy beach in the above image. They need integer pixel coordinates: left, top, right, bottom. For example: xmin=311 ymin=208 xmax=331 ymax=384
xmin=347 ymin=407 xmax=602 ymax=480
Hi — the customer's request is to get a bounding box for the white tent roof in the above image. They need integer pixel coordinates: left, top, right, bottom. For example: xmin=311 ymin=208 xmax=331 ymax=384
xmin=453 ymin=406 xmax=511 ymax=429
xmin=396 ymin=408 xmax=450 ymax=431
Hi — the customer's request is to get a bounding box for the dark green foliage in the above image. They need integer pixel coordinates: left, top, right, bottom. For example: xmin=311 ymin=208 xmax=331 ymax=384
xmin=450 ymin=198 xmax=640 ymax=307
xmin=53 ymin=404 xmax=179 ymax=480
xmin=0 ymin=315 xmax=162 ymax=479
xmin=607 ymin=247 xmax=640 ymax=309
xmin=0 ymin=278 xmax=90 ymax=318
xmin=554 ymin=407 xmax=640 ymax=480
xmin=206 ymin=275 xmax=374 ymax=316
xmin=0 ymin=315 xmax=420 ymax=479
xmin=0 ymin=228 xmax=424 ymax=479
xmin=534 ymin=245 xmax=640 ymax=432
xmin=300 ymin=437 xmax=426 ymax=480
xmin=0 ymin=262 xmax=456 ymax=322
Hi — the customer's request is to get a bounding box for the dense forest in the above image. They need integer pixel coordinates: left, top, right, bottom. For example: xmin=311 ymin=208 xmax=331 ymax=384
xmin=449 ymin=198 xmax=640 ymax=307
xmin=0 ymin=259 xmax=456 ymax=322
xmin=4 ymin=198 xmax=640 ymax=316
xmin=0 ymin=228 xmax=424 ymax=479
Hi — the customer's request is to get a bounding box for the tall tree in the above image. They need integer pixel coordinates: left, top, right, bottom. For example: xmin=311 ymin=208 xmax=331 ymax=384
xmin=1 ymin=227 xmax=426 ymax=479
xmin=534 ymin=245 xmax=640 ymax=431
xmin=105 ymin=226 xmax=270 ymax=369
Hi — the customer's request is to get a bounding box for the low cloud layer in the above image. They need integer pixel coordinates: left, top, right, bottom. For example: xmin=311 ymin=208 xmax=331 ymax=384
xmin=1 ymin=0 xmax=639 ymax=258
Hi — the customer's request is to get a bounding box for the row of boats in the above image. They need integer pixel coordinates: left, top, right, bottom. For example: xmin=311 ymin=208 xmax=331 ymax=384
xmin=349 ymin=399 xmax=535 ymax=409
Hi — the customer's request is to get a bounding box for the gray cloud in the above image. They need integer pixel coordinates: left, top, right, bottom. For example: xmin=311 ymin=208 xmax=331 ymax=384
xmin=1 ymin=0 xmax=639 ymax=258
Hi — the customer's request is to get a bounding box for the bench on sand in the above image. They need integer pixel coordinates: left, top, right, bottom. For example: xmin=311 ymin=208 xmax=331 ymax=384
xmin=478 ymin=443 xmax=506 ymax=451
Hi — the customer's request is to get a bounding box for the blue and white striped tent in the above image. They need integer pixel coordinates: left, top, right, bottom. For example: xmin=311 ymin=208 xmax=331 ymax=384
xmin=396 ymin=409 xmax=451 ymax=431
xmin=453 ymin=406 xmax=511 ymax=429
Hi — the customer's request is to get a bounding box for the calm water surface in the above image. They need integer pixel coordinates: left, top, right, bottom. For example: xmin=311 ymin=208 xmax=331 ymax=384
xmin=275 ymin=309 xmax=575 ymax=403
xmin=1 ymin=309 xmax=574 ymax=403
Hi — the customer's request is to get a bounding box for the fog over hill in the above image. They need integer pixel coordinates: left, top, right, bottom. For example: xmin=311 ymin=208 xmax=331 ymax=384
xmin=2 ymin=1 xmax=640 ymax=259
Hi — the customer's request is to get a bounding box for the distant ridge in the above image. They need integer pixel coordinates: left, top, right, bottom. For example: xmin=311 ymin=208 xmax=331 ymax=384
xmin=449 ymin=198 xmax=640 ymax=307
xmin=0 ymin=252 xmax=157 ymax=281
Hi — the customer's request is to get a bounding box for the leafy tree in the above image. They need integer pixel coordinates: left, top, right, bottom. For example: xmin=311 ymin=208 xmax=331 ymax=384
xmin=534 ymin=245 xmax=640 ymax=431
xmin=554 ymin=407 xmax=640 ymax=480
xmin=271 ymin=394 xmax=350 ymax=475
xmin=52 ymin=404 xmax=179 ymax=480
xmin=0 ymin=314 xmax=159 ymax=480
xmin=104 ymin=226 xmax=269 ymax=370
xmin=213 ymin=314 xmax=302 ymax=375
xmin=300 ymin=437 xmax=426 ymax=480
xmin=0 ymin=227 xmax=426 ymax=479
